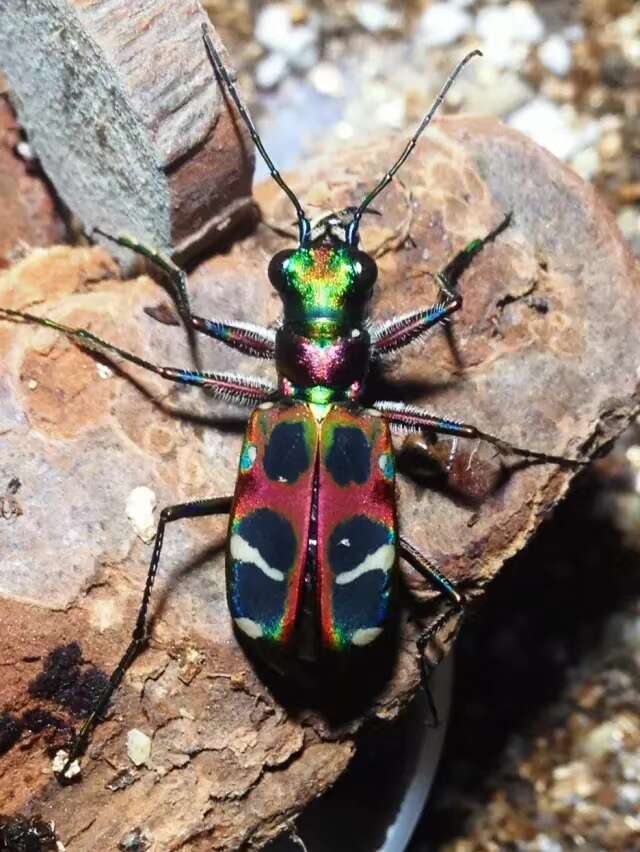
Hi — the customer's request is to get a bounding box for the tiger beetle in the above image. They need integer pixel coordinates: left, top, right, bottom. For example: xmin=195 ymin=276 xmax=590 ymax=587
xmin=0 ymin=27 xmax=583 ymax=777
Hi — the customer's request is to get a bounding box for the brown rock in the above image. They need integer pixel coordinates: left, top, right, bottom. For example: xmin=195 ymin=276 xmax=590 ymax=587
xmin=0 ymin=117 xmax=638 ymax=848
xmin=0 ymin=1 xmax=254 ymax=265
xmin=0 ymin=97 xmax=66 ymax=268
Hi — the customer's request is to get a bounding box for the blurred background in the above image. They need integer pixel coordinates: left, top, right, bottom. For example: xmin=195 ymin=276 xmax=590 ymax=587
xmin=202 ymin=1 xmax=640 ymax=850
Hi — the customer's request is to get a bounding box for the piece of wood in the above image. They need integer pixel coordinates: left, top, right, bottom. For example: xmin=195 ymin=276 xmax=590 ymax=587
xmin=0 ymin=0 xmax=254 ymax=265
xmin=0 ymin=118 xmax=638 ymax=849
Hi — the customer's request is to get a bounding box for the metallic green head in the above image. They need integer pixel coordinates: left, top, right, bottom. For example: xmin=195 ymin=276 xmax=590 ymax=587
xmin=268 ymin=240 xmax=378 ymax=330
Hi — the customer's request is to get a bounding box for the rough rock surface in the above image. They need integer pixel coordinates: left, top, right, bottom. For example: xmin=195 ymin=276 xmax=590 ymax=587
xmin=0 ymin=0 xmax=254 ymax=264
xmin=0 ymin=117 xmax=638 ymax=849
xmin=0 ymin=97 xmax=66 ymax=268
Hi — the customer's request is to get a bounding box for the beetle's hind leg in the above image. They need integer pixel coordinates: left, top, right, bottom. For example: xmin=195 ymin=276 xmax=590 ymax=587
xmin=59 ymin=496 xmax=233 ymax=777
xmin=399 ymin=537 xmax=466 ymax=726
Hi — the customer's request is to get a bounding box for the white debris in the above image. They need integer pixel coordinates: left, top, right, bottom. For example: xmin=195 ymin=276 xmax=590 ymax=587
xmin=539 ymin=34 xmax=573 ymax=77
xmin=308 ymin=62 xmax=345 ymax=98
xmin=127 ymin=728 xmax=152 ymax=766
xmin=96 ymin=362 xmax=113 ymax=380
xmin=52 ymin=749 xmax=81 ymax=779
xmin=16 ymin=140 xmax=35 ymax=161
xmin=354 ymin=1 xmax=402 ymax=33
xmin=27 ymin=378 xmax=38 ymax=390
xmin=255 ymin=4 xmax=319 ymax=72
xmin=255 ymin=52 xmax=288 ymax=90
xmin=571 ymin=146 xmax=600 ymax=181
xmin=418 ymin=2 xmax=472 ymax=48
xmin=508 ymin=98 xmax=602 ymax=161
xmin=125 ymin=486 xmax=157 ymax=543
xmin=476 ymin=2 xmax=546 ymax=69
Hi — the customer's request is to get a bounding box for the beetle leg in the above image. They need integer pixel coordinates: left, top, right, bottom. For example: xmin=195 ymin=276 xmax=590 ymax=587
xmin=399 ymin=537 xmax=465 ymax=726
xmin=371 ymin=296 xmax=461 ymax=355
xmin=59 ymin=496 xmax=233 ymax=776
xmin=374 ymin=400 xmax=586 ymax=467
xmin=371 ymin=214 xmax=513 ymax=356
xmin=92 ymin=230 xmax=277 ymax=358
xmin=92 ymin=228 xmax=194 ymax=328
xmin=190 ymin=317 xmax=276 ymax=359
xmin=0 ymin=308 xmax=276 ymax=406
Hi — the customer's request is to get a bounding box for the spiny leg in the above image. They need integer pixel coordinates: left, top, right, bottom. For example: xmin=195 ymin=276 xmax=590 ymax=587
xmin=0 ymin=308 xmax=276 ymax=405
xmin=94 ymin=229 xmax=277 ymax=359
xmin=371 ymin=214 xmax=512 ymax=355
xmin=371 ymin=296 xmax=462 ymax=355
xmin=190 ymin=317 xmax=276 ymax=359
xmin=93 ymin=228 xmax=193 ymax=329
xmin=375 ymin=401 xmax=586 ymax=467
xmin=400 ymin=537 xmax=465 ymax=725
xmin=61 ymin=496 xmax=233 ymax=775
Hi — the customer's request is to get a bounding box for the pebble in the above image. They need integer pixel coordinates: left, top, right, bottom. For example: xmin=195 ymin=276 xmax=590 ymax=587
xmin=508 ymin=98 xmax=601 ymax=161
xmin=125 ymin=486 xmax=157 ymax=543
xmin=255 ymin=4 xmax=319 ymax=72
xmin=308 ymin=61 xmax=345 ymax=98
xmin=418 ymin=3 xmax=472 ymax=48
xmin=354 ymin=1 xmax=402 ymax=34
xmin=476 ymin=2 xmax=546 ymax=69
xmin=538 ymin=34 xmax=573 ymax=77
xmin=572 ymin=146 xmax=600 ymax=181
xmin=471 ymin=66 xmax=533 ymax=116
xmin=127 ymin=728 xmax=152 ymax=767
xmin=255 ymin=52 xmax=288 ymax=90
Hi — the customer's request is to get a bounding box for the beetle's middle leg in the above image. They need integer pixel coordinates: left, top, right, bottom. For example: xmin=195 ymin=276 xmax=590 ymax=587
xmin=399 ymin=537 xmax=465 ymax=725
xmin=94 ymin=230 xmax=277 ymax=359
xmin=62 ymin=495 xmax=233 ymax=773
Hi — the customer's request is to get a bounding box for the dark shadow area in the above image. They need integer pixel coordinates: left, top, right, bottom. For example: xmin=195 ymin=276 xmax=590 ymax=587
xmin=412 ymin=463 xmax=640 ymax=848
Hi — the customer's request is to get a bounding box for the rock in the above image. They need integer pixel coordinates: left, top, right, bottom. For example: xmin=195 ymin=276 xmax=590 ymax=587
xmin=508 ymin=98 xmax=602 ymax=161
xmin=0 ymin=2 xmax=254 ymax=265
xmin=476 ymin=2 xmax=546 ymax=69
xmin=256 ymin=52 xmax=289 ymax=90
xmin=354 ymin=1 xmax=402 ymax=34
xmin=1 ymin=117 xmax=639 ymax=849
xmin=255 ymin=4 xmax=320 ymax=72
xmin=418 ymin=2 xmax=472 ymax=48
xmin=0 ymin=97 xmax=65 ymax=268
xmin=539 ymin=34 xmax=574 ymax=77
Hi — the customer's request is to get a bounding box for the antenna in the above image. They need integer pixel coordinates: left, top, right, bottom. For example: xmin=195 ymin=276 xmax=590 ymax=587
xmin=201 ymin=24 xmax=311 ymax=245
xmin=347 ymin=49 xmax=482 ymax=245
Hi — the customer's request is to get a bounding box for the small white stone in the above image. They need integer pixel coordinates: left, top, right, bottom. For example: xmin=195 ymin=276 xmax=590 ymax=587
xmin=508 ymin=98 xmax=601 ymax=161
xmin=127 ymin=728 xmax=152 ymax=767
xmin=96 ymin=362 xmax=113 ymax=380
xmin=255 ymin=4 xmax=318 ymax=68
xmin=354 ymin=1 xmax=402 ymax=33
xmin=255 ymin=5 xmax=293 ymax=52
xmin=125 ymin=486 xmax=157 ymax=543
xmin=52 ymin=749 xmax=81 ymax=779
xmin=27 ymin=378 xmax=38 ymax=390
xmin=308 ymin=62 xmax=345 ymax=98
xmin=477 ymin=2 xmax=545 ymax=46
xmin=477 ymin=2 xmax=545 ymax=69
xmin=16 ymin=140 xmax=34 ymax=161
xmin=255 ymin=52 xmax=288 ymax=90
xmin=418 ymin=3 xmax=472 ymax=48
xmin=539 ymin=34 xmax=573 ymax=77
xmin=571 ymin=147 xmax=599 ymax=181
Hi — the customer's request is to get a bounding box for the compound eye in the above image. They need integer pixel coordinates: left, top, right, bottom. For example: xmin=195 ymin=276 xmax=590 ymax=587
xmin=268 ymin=250 xmax=293 ymax=291
xmin=352 ymin=250 xmax=378 ymax=289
